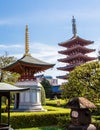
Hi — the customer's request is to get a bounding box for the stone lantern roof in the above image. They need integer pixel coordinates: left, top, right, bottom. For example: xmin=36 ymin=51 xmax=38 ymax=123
xmin=66 ymin=97 xmax=96 ymax=109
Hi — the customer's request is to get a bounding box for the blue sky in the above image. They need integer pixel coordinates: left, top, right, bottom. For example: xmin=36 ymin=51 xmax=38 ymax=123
xmin=0 ymin=0 xmax=100 ymax=83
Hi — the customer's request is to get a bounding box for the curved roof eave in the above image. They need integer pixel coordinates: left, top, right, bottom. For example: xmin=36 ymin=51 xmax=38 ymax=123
xmin=58 ymin=46 xmax=95 ymax=55
xmin=59 ymin=36 xmax=94 ymax=47
xmin=0 ymin=83 xmax=30 ymax=93
xmin=2 ymin=55 xmax=55 ymax=72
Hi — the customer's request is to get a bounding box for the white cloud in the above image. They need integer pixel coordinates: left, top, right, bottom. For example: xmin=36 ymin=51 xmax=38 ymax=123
xmin=0 ymin=44 xmax=23 ymax=48
xmin=0 ymin=42 xmax=59 ymax=63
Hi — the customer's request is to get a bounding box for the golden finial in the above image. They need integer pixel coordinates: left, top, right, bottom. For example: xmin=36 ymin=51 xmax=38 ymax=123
xmin=72 ymin=16 xmax=77 ymax=37
xmin=24 ymin=25 xmax=30 ymax=56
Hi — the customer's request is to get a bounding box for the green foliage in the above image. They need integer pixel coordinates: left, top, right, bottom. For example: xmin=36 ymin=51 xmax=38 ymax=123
xmin=46 ymin=99 xmax=67 ymax=107
xmin=41 ymin=78 xmax=52 ymax=98
xmin=1 ymin=110 xmax=69 ymax=129
xmin=43 ymin=106 xmax=70 ymax=113
xmin=92 ymin=116 xmax=100 ymax=129
xmin=0 ymin=53 xmax=20 ymax=83
xmin=61 ymin=61 xmax=100 ymax=101
xmin=57 ymin=115 xmax=70 ymax=129
xmin=17 ymin=127 xmax=64 ymax=130
xmin=0 ymin=53 xmax=20 ymax=105
xmin=1 ymin=105 xmax=14 ymax=112
xmin=41 ymin=84 xmax=46 ymax=105
xmin=5 ymin=72 xmax=20 ymax=85
xmin=1 ymin=104 xmax=100 ymax=129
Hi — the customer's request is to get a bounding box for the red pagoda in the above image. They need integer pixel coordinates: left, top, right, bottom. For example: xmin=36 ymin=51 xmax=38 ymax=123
xmin=57 ymin=17 xmax=96 ymax=79
xmin=2 ymin=25 xmax=54 ymax=111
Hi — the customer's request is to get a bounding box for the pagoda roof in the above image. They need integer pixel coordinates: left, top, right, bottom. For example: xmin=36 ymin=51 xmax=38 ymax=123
xmin=57 ymin=62 xmax=84 ymax=71
xmin=2 ymin=55 xmax=55 ymax=74
xmin=58 ymin=36 xmax=94 ymax=48
xmin=58 ymin=53 xmax=96 ymax=63
xmin=56 ymin=75 xmax=67 ymax=80
xmin=58 ymin=45 xmax=95 ymax=55
xmin=2 ymin=26 xmax=55 ymax=75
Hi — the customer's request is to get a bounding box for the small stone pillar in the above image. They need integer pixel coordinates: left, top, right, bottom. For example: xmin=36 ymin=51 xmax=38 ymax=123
xmin=66 ymin=97 xmax=96 ymax=130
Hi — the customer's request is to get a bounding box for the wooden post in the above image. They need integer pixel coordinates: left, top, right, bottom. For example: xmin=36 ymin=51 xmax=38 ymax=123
xmin=7 ymin=92 xmax=10 ymax=126
xmin=0 ymin=96 xmax=1 ymax=125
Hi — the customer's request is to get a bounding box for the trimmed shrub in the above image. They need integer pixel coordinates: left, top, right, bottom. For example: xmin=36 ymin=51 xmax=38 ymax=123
xmin=46 ymin=99 xmax=66 ymax=107
xmin=57 ymin=115 xmax=70 ymax=129
xmin=41 ymin=85 xmax=46 ymax=105
xmin=1 ymin=105 xmax=13 ymax=113
xmin=1 ymin=111 xmax=69 ymax=129
xmin=92 ymin=116 xmax=100 ymax=129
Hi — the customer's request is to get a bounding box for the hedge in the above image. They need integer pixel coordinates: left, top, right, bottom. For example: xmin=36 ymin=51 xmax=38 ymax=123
xmin=1 ymin=104 xmax=100 ymax=129
xmin=92 ymin=116 xmax=100 ymax=129
xmin=46 ymin=99 xmax=66 ymax=107
xmin=1 ymin=110 xmax=69 ymax=129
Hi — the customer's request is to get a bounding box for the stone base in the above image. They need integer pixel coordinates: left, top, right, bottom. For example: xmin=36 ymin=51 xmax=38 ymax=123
xmin=14 ymin=80 xmax=45 ymax=112
xmin=13 ymin=105 xmax=46 ymax=112
xmin=68 ymin=124 xmax=96 ymax=130
xmin=13 ymin=108 xmax=46 ymax=112
xmin=9 ymin=128 xmax=14 ymax=130
xmin=13 ymin=102 xmax=46 ymax=112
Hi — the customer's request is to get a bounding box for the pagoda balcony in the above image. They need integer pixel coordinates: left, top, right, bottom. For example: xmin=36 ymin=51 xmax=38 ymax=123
xmin=58 ymin=53 xmax=96 ymax=63
xmin=58 ymin=45 xmax=95 ymax=55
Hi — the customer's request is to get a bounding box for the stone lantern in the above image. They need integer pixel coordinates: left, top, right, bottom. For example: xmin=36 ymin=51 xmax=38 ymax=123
xmin=66 ymin=97 xmax=96 ymax=130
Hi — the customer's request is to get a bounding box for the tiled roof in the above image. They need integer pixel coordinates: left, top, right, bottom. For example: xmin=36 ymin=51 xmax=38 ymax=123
xmin=66 ymin=97 xmax=96 ymax=109
xmin=0 ymin=83 xmax=29 ymax=92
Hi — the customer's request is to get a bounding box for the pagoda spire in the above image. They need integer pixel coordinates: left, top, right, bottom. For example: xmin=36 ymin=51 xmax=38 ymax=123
xmin=24 ymin=25 xmax=30 ymax=56
xmin=72 ymin=16 xmax=77 ymax=37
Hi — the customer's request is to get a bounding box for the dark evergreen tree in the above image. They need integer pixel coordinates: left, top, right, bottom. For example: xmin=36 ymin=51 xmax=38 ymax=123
xmin=41 ymin=77 xmax=52 ymax=98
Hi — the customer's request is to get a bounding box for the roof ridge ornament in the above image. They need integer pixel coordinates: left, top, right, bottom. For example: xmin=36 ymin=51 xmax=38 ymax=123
xmin=72 ymin=16 xmax=77 ymax=37
xmin=24 ymin=25 xmax=31 ymax=56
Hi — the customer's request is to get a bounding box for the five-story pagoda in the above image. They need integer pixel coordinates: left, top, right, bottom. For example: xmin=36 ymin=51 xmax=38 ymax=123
xmin=57 ymin=17 xmax=96 ymax=79
xmin=3 ymin=25 xmax=54 ymax=111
